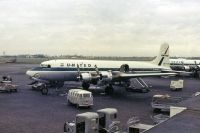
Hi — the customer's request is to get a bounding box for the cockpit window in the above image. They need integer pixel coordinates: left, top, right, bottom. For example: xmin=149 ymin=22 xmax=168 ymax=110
xmin=40 ymin=64 xmax=51 ymax=68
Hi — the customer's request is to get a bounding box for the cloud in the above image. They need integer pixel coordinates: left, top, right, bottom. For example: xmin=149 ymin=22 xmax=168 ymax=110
xmin=0 ymin=0 xmax=200 ymax=56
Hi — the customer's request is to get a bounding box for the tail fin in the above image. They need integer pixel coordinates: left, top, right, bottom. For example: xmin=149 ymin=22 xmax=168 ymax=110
xmin=152 ymin=43 xmax=170 ymax=67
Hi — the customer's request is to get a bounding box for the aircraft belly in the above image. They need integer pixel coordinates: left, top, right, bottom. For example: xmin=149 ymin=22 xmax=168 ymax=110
xmin=40 ymin=72 xmax=61 ymax=81
xmin=64 ymin=71 xmax=78 ymax=81
xmin=39 ymin=71 xmax=77 ymax=81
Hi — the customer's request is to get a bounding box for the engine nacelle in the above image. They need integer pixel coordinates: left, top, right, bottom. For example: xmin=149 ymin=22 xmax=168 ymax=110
xmin=80 ymin=73 xmax=92 ymax=82
xmin=80 ymin=73 xmax=100 ymax=83
xmin=183 ymin=66 xmax=190 ymax=71
xmin=100 ymin=71 xmax=112 ymax=82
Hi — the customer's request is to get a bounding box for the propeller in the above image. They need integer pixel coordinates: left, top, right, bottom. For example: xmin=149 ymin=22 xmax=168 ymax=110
xmin=193 ymin=61 xmax=200 ymax=78
xmin=181 ymin=61 xmax=186 ymax=71
xmin=77 ymin=64 xmax=81 ymax=80
xmin=194 ymin=61 xmax=200 ymax=70
xmin=94 ymin=64 xmax=99 ymax=75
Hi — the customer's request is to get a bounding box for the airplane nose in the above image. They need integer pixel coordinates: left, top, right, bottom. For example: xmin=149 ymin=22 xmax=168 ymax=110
xmin=26 ymin=70 xmax=33 ymax=77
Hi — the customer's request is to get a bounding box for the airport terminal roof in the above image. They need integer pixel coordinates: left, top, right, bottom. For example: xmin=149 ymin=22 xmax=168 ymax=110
xmin=178 ymin=94 xmax=200 ymax=110
xmin=146 ymin=95 xmax=200 ymax=133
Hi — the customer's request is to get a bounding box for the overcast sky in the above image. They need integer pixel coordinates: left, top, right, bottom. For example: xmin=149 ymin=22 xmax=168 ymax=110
xmin=0 ymin=0 xmax=200 ymax=56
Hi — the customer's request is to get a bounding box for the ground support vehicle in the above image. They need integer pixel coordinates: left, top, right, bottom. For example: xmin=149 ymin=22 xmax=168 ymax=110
xmin=0 ymin=80 xmax=17 ymax=93
xmin=170 ymin=79 xmax=183 ymax=91
xmin=151 ymin=94 xmax=182 ymax=112
xmin=67 ymin=89 xmax=93 ymax=108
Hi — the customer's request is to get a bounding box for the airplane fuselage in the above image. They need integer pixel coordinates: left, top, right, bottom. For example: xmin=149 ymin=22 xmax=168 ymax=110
xmin=26 ymin=59 xmax=171 ymax=82
xmin=170 ymin=59 xmax=200 ymax=66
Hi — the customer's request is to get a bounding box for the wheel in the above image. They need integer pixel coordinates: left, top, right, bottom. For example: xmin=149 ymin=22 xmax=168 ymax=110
xmin=82 ymin=82 xmax=90 ymax=90
xmin=105 ymin=85 xmax=114 ymax=95
xmin=41 ymin=87 xmax=48 ymax=95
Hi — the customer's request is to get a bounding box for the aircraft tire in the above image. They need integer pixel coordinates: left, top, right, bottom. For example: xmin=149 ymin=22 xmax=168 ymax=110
xmin=82 ymin=82 xmax=90 ymax=90
xmin=41 ymin=86 xmax=48 ymax=95
xmin=105 ymin=85 xmax=114 ymax=95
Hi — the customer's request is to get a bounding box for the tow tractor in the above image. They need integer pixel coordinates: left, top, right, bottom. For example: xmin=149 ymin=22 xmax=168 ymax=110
xmin=0 ymin=76 xmax=17 ymax=92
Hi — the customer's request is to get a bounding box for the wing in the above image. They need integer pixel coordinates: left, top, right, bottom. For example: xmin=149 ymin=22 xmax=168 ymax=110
xmin=162 ymin=69 xmax=193 ymax=76
xmin=113 ymin=72 xmax=177 ymax=80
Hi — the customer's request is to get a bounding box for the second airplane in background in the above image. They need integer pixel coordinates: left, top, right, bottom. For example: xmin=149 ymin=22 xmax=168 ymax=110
xmin=170 ymin=58 xmax=200 ymax=78
xmin=26 ymin=43 xmax=177 ymax=95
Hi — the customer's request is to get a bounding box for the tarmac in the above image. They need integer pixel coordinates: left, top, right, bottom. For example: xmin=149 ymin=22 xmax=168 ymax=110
xmin=0 ymin=64 xmax=200 ymax=133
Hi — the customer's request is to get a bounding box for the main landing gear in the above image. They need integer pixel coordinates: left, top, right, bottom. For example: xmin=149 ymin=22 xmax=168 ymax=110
xmin=40 ymin=84 xmax=48 ymax=95
xmin=30 ymin=82 xmax=48 ymax=95
xmin=82 ymin=82 xmax=90 ymax=90
xmin=82 ymin=82 xmax=114 ymax=95
xmin=105 ymin=84 xmax=114 ymax=95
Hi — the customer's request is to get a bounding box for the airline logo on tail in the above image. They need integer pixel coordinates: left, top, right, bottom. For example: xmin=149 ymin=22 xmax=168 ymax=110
xmin=152 ymin=43 xmax=170 ymax=67
xmin=158 ymin=46 xmax=169 ymax=66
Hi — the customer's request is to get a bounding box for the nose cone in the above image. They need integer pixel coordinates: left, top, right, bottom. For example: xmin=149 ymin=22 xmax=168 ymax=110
xmin=26 ymin=69 xmax=34 ymax=77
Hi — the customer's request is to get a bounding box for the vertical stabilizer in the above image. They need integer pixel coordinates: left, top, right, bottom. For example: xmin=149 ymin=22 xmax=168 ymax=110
xmin=152 ymin=43 xmax=170 ymax=67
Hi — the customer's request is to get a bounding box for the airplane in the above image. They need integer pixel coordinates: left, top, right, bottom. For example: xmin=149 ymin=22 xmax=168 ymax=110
xmin=26 ymin=43 xmax=177 ymax=95
xmin=170 ymin=58 xmax=200 ymax=77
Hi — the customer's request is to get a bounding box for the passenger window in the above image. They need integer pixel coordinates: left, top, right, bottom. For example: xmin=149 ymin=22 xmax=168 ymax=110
xmin=83 ymin=94 xmax=90 ymax=97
